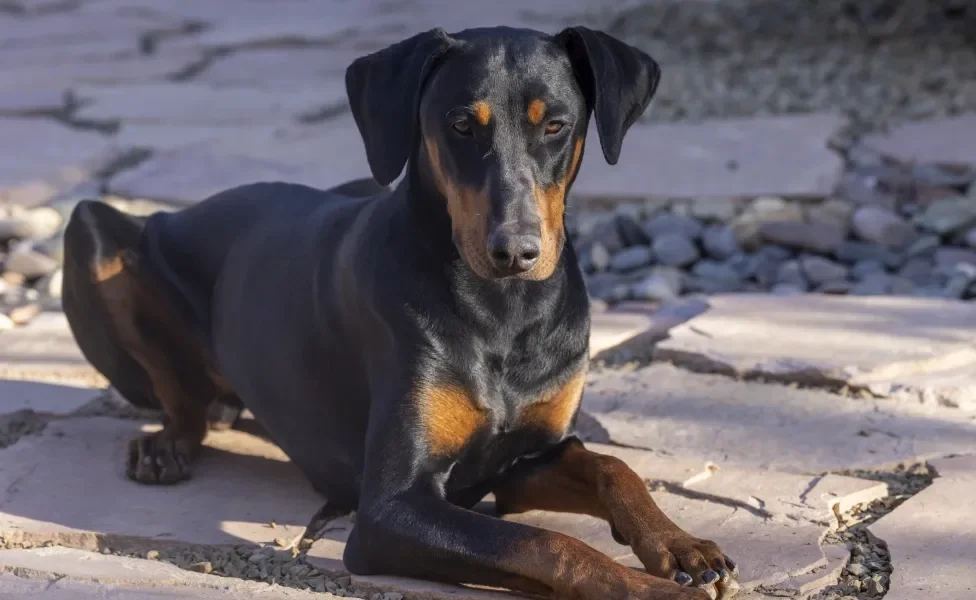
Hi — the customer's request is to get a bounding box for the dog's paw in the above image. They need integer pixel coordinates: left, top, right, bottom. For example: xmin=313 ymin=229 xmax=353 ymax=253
xmin=632 ymin=533 xmax=740 ymax=600
xmin=126 ymin=433 xmax=193 ymax=485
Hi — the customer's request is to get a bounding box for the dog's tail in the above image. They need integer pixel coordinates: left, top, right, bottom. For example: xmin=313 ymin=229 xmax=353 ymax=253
xmin=62 ymin=200 xmax=160 ymax=409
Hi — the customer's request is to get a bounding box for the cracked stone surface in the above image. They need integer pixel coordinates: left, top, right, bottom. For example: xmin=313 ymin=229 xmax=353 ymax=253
xmin=572 ymin=114 xmax=847 ymax=200
xmin=862 ymin=114 xmax=976 ymax=167
xmin=0 ymin=118 xmax=120 ymax=207
xmin=0 ymin=312 xmax=105 ymax=387
xmin=0 ymin=417 xmax=323 ymax=549
xmin=0 ymin=547 xmax=333 ymax=598
xmin=73 ymin=83 xmax=342 ymax=126
xmin=581 ymin=362 xmax=976 ymax=473
xmin=868 ymin=455 xmax=976 ymax=600
xmin=655 ymin=294 xmax=976 ymax=410
xmin=107 ymin=134 xmax=371 ymax=205
xmin=589 ymin=298 xmax=708 ymax=359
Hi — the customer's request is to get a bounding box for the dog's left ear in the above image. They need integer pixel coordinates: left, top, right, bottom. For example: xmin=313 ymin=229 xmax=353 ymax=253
xmin=554 ymin=26 xmax=661 ymax=166
xmin=346 ymin=28 xmax=456 ymax=186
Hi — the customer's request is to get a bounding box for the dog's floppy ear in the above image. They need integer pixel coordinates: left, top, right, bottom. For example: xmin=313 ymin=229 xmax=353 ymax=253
xmin=345 ymin=28 xmax=456 ymax=186
xmin=555 ymin=26 xmax=661 ymax=165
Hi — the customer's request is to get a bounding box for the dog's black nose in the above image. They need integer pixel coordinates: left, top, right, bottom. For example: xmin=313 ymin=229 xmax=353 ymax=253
xmin=488 ymin=230 xmax=541 ymax=275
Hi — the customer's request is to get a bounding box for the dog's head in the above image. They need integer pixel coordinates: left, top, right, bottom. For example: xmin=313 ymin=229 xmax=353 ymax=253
xmin=346 ymin=26 xmax=660 ymax=281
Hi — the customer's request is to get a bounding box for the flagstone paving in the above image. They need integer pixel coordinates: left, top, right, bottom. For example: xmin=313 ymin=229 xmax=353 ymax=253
xmin=2 ymin=0 xmax=976 ymax=598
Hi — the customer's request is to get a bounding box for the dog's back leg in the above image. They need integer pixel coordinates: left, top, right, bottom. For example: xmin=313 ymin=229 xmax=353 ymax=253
xmin=63 ymin=200 xmax=221 ymax=484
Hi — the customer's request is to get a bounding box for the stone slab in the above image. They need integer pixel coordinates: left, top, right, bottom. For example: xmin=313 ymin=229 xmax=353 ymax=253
xmin=195 ymin=46 xmax=372 ymax=88
xmin=107 ymin=138 xmax=371 ymax=205
xmin=0 ymin=118 xmax=120 ymax=207
xmin=74 ymin=82 xmax=342 ymax=126
xmin=0 ymin=549 xmax=331 ymax=598
xmin=572 ymin=114 xmax=847 ymax=200
xmin=868 ymin=454 xmax=976 ymax=600
xmin=0 ymin=312 xmax=105 ymax=387
xmin=0 ymin=380 xmax=99 ymax=416
xmin=654 ymin=294 xmax=976 ymax=410
xmin=582 ymin=363 xmax=976 ymax=473
xmin=0 ymin=417 xmax=323 ymax=549
xmin=589 ymin=297 xmax=708 ymax=358
xmin=1 ymin=50 xmax=202 ymax=88
xmin=862 ymin=114 xmax=976 ymax=167
xmin=0 ymin=88 xmax=67 ymax=115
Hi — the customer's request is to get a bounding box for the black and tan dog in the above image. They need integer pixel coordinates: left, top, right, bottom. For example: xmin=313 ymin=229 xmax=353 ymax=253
xmin=62 ymin=25 xmax=738 ymax=600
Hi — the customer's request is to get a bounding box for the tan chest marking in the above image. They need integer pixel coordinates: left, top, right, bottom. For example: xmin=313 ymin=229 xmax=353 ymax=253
xmin=519 ymin=369 xmax=587 ymax=436
xmin=417 ymin=383 xmax=488 ymax=456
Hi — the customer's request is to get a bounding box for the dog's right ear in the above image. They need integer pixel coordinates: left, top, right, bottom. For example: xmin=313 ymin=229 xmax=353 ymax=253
xmin=345 ymin=28 xmax=456 ymax=186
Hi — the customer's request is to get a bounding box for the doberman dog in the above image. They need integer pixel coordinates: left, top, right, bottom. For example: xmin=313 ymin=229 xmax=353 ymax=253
xmin=62 ymin=25 xmax=739 ymax=600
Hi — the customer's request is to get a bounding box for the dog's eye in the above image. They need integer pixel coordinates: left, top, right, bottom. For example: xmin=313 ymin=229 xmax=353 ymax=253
xmin=545 ymin=121 xmax=565 ymax=135
xmin=452 ymin=120 xmax=473 ymax=136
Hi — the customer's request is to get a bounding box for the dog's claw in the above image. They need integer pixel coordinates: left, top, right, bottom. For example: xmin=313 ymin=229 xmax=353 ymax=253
xmin=674 ymin=572 xmax=693 ymax=586
xmin=701 ymin=570 xmax=719 ymax=585
xmin=126 ymin=434 xmax=193 ymax=485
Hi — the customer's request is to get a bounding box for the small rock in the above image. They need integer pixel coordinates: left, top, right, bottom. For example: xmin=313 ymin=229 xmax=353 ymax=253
xmin=776 ymin=259 xmax=808 ymax=290
xmin=188 ymin=561 xmax=213 ymax=574
xmin=851 ymin=259 xmax=886 ymax=280
xmin=833 ymin=170 xmax=897 ymax=210
xmin=806 ymin=198 xmax=854 ymax=235
xmin=589 ymin=243 xmax=611 ymax=272
xmin=760 ymin=222 xmax=846 ymax=254
xmin=383 ymin=593 xmax=404 ymax=600
xmin=915 ymin=197 xmax=976 ymax=235
xmin=691 ymin=259 xmax=744 ymax=291
xmin=702 ymin=224 xmax=740 ymax=260
xmin=819 ymin=279 xmax=852 ymax=294
xmin=913 ymin=184 xmax=962 ymax=207
xmin=965 ymin=227 xmax=976 ymax=249
xmin=729 ymin=196 xmax=804 ymax=249
xmin=631 ymin=270 xmax=681 ymax=301
xmin=865 ymin=577 xmax=886 ymax=597
xmin=587 ymin=219 xmax=625 ymax=254
xmin=771 ymin=283 xmax=805 ymax=295
xmin=652 ymin=233 xmax=699 ymax=267
xmin=642 ymin=213 xmax=703 ymax=240
xmin=6 ymin=303 xmax=40 ymax=326
xmin=37 ymin=268 xmax=63 ymax=299
xmin=614 ymin=214 xmax=650 ymax=247
xmin=689 ymin=197 xmax=745 ymax=223
xmin=847 ymin=563 xmax=870 ymax=577
xmin=900 ymin=234 xmax=941 ymax=259
xmin=834 ymin=241 xmax=901 ymax=268
xmin=898 ymin=256 xmax=934 ymax=284
xmin=850 ymin=272 xmax=892 ymax=296
xmin=750 ymin=245 xmax=791 ymax=287
xmin=934 ymin=247 xmax=976 ymax=268
xmin=851 ymin=205 xmax=918 ymax=250
xmin=725 ymin=252 xmax=753 ymax=279
xmin=800 ymin=256 xmax=849 ymax=285
xmin=4 ymin=245 xmax=59 ymax=279
xmin=609 ymin=246 xmax=653 ymax=272
xmin=911 ymin=163 xmax=974 ymax=189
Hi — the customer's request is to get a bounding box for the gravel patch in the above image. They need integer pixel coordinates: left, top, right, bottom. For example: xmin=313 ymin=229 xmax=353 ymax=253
xmin=815 ymin=462 xmax=936 ymax=600
xmin=593 ymin=0 xmax=975 ymax=132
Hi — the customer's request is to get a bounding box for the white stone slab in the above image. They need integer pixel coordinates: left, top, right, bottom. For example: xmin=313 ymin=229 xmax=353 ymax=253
xmin=863 ymin=114 xmax=976 ymax=167
xmin=573 ymin=114 xmax=847 ymax=200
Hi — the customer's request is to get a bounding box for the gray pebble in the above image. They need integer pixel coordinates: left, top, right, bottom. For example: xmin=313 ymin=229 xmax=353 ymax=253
xmin=586 ymin=219 xmax=625 ymax=254
xmin=964 ymin=227 xmax=976 ymax=249
xmin=776 ymin=259 xmax=809 ymax=290
xmin=835 ymin=241 xmax=901 ymax=268
xmin=800 ymin=256 xmax=849 ymax=285
xmin=851 ymin=259 xmax=886 ymax=280
xmin=850 ymin=272 xmax=891 ymax=296
xmin=4 ymin=245 xmax=58 ymax=279
xmin=851 ymin=205 xmax=918 ymax=250
xmin=911 ymin=163 xmax=974 ymax=189
xmin=771 ymin=283 xmax=805 ymax=296
xmin=847 ymin=563 xmax=870 ymax=577
xmin=900 ymin=234 xmax=941 ymax=259
xmin=934 ymin=247 xmax=976 ymax=269
xmin=915 ymin=197 xmax=976 ymax=235
xmin=898 ymin=257 xmax=934 ymax=285
xmin=806 ymin=198 xmax=854 ymax=235
xmin=643 ymin=213 xmax=704 ymax=240
xmin=833 ymin=170 xmax=897 ymax=210
xmin=610 ymin=246 xmax=653 ymax=272
xmin=614 ymin=214 xmax=650 ymax=247
xmin=819 ymin=279 xmax=853 ymax=294
xmin=589 ymin=243 xmax=611 ymax=272
xmin=692 ymin=259 xmax=745 ymax=289
xmin=702 ymin=224 xmax=740 ymax=259
xmin=653 ymin=233 xmax=700 ymax=267
xmin=632 ymin=270 xmax=682 ymax=301
xmin=760 ymin=221 xmax=846 ymax=254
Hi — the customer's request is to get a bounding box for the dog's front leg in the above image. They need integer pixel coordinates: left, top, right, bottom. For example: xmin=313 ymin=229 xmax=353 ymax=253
xmin=492 ymin=438 xmax=739 ymax=600
xmin=343 ymin=392 xmax=708 ymax=600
